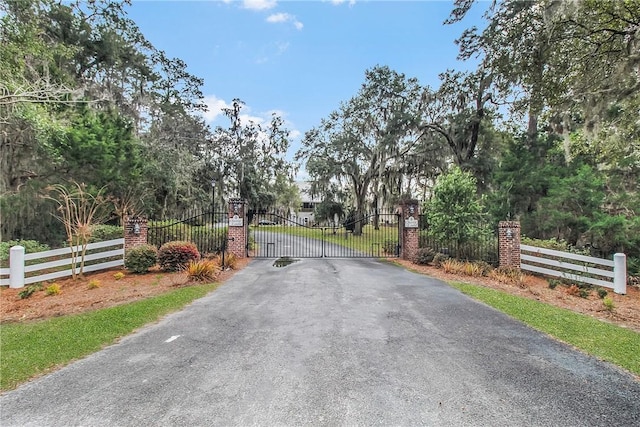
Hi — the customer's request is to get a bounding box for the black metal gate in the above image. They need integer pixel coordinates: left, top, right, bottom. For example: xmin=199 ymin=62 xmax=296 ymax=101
xmin=249 ymin=212 xmax=400 ymax=258
xmin=148 ymin=210 xmax=230 ymax=255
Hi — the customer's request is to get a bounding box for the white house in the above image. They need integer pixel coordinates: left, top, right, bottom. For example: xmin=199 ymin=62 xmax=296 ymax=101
xmin=290 ymin=181 xmax=320 ymax=226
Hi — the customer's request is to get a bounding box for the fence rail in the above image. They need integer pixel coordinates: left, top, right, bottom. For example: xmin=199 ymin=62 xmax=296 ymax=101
xmin=0 ymin=238 xmax=124 ymax=288
xmin=520 ymin=244 xmax=626 ymax=294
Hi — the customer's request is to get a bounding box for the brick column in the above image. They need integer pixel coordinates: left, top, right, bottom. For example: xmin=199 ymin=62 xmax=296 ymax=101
xmin=398 ymin=200 xmax=420 ymax=261
xmin=227 ymin=199 xmax=247 ymax=259
xmin=498 ymin=221 xmax=521 ymax=269
xmin=124 ymin=216 xmax=148 ymax=251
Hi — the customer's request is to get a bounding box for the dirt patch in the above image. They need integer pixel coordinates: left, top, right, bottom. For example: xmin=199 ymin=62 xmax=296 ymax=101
xmin=0 ymin=257 xmax=251 ymax=323
xmin=393 ymin=259 xmax=640 ymax=333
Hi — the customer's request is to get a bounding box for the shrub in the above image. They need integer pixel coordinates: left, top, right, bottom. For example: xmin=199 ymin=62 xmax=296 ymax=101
xmin=442 ymin=259 xmax=464 ymax=274
xmin=45 ymin=283 xmax=61 ymax=296
xmin=186 ymin=259 xmax=219 ymax=282
xmin=18 ymin=284 xmax=43 ymax=299
xmin=597 ymin=288 xmax=608 ymax=299
xmin=414 ymin=247 xmax=435 ymax=265
xmin=125 ymin=244 xmax=158 ymax=273
xmin=113 ymin=272 xmax=125 ymax=280
xmin=548 ymin=279 xmax=561 ymax=289
xmin=212 ymin=252 xmax=238 ymax=270
xmin=603 ymin=296 xmax=615 ymax=312
xmin=489 ymin=267 xmax=527 ymax=287
xmin=432 ymin=252 xmax=450 ymax=267
xmin=88 ymin=225 xmax=123 ymax=243
xmin=158 ymin=241 xmax=200 ymax=272
xmin=87 ymin=279 xmax=101 ymax=289
xmin=0 ymin=240 xmax=50 ymax=262
xmin=462 ymin=261 xmax=485 ymax=277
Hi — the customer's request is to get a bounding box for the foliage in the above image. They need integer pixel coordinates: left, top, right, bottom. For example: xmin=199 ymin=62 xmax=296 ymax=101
xmin=45 ymin=283 xmax=61 ymax=296
xmin=424 ymin=166 xmax=487 ymax=246
xmin=18 ymin=284 xmax=43 ymax=300
xmin=488 ymin=267 xmax=527 ymax=288
xmin=0 ymin=240 xmax=49 ymax=262
xmin=0 ymin=282 xmax=220 ymax=391
xmin=88 ymin=225 xmax=123 ymax=243
xmin=597 ymin=288 xmax=608 ymax=299
xmin=548 ymin=279 xmax=560 ymax=290
xmin=87 ymin=279 xmax=101 ymax=290
xmin=45 ymin=182 xmax=111 ymax=279
xmin=113 ymin=272 xmax=125 ymax=281
xmin=414 ymin=247 xmax=436 ymax=265
xmin=158 ymin=241 xmax=200 ymax=272
xmin=124 ymin=244 xmax=158 ymax=274
xmin=186 ymin=259 xmax=219 ymax=282
xmin=602 ymin=297 xmax=615 ymax=312
xmin=432 ymin=253 xmax=450 ymax=267
xmin=213 ymin=252 xmax=238 ymax=270
xmin=297 ymin=66 xmax=440 ymax=235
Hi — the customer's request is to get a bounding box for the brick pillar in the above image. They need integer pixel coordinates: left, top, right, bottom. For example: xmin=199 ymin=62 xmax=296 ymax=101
xmin=398 ymin=200 xmax=420 ymax=261
xmin=227 ymin=199 xmax=247 ymax=259
xmin=498 ymin=221 xmax=521 ymax=269
xmin=124 ymin=216 xmax=148 ymax=251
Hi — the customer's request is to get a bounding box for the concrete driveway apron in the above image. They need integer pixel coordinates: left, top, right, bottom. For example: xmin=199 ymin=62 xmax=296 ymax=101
xmin=2 ymin=258 xmax=639 ymax=426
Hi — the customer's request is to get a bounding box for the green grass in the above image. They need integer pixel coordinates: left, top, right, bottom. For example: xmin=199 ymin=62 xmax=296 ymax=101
xmin=0 ymin=282 xmax=219 ymax=391
xmin=449 ymin=281 xmax=640 ymax=376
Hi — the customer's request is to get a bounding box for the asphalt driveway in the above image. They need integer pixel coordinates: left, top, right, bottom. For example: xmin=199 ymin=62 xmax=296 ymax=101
xmin=1 ymin=258 xmax=639 ymax=426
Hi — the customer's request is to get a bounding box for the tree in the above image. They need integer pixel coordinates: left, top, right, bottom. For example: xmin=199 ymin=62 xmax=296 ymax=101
xmin=45 ymin=182 xmax=111 ymax=279
xmin=423 ymin=166 xmax=486 ymax=246
xmin=297 ymin=66 xmax=435 ymax=235
xmin=205 ymin=99 xmax=294 ymax=211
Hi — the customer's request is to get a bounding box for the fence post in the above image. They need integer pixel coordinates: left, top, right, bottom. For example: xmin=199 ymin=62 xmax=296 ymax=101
xmin=498 ymin=221 xmax=521 ymax=269
xmin=398 ymin=200 xmax=420 ymax=261
xmin=613 ymin=253 xmax=627 ymax=295
xmin=124 ymin=216 xmax=148 ymax=252
xmin=9 ymin=245 xmax=25 ymax=289
xmin=228 ymin=198 xmax=247 ymax=259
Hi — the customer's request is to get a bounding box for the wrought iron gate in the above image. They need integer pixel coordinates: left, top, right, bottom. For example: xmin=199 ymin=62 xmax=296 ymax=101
xmin=249 ymin=212 xmax=400 ymax=258
xmin=148 ymin=210 xmax=230 ymax=255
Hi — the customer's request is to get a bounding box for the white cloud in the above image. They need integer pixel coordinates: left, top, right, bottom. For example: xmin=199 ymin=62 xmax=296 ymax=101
xmin=242 ymin=0 xmax=277 ymax=11
xmin=202 ymin=95 xmax=231 ymax=123
xmin=202 ymin=96 xmax=301 ymax=143
xmin=266 ymin=12 xmax=303 ymax=30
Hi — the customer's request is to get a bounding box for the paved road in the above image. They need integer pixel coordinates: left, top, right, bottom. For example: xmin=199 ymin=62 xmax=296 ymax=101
xmin=2 ymin=259 xmax=639 ymax=426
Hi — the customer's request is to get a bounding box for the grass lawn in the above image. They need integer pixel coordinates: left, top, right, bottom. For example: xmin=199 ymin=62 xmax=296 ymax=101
xmin=450 ymin=281 xmax=640 ymax=377
xmin=0 ymin=282 xmax=219 ymax=391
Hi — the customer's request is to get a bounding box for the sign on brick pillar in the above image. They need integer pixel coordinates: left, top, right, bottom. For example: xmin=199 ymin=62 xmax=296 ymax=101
xmin=498 ymin=221 xmax=521 ymax=269
xmin=124 ymin=216 xmax=148 ymax=251
xmin=227 ymin=199 xmax=247 ymax=259
xmin=398 ymin=199 xmax=420 ymax=261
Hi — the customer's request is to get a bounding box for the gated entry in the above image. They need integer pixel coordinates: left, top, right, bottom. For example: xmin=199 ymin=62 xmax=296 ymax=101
xmin=249 ymin=212 xmax=400 ymax=258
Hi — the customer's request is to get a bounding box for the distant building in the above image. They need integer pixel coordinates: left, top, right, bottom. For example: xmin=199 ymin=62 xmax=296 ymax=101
xmin=290 ymin=182 xmax=320 ymax=226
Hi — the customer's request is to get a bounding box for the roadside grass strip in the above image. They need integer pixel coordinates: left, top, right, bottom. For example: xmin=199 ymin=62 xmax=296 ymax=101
xmin=449 ymin=282 xmax=640 ymax=377
xmin=0 ymin=282 xmax=219 ymax=391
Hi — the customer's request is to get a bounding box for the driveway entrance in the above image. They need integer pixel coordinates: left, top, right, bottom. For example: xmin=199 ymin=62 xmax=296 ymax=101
xmin=2 ymin=258 xmax=638 ymax=426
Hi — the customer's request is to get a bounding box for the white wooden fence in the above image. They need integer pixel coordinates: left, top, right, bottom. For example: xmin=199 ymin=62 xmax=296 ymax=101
xmin=520 ymin=244 xmax=627 ymax=294
xmin=0 ymin=238 xmax=125 ymax=288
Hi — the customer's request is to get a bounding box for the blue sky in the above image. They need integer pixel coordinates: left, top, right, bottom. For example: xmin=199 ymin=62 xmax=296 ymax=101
xmin=127 ymin=0 xmax=486 ymax=157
